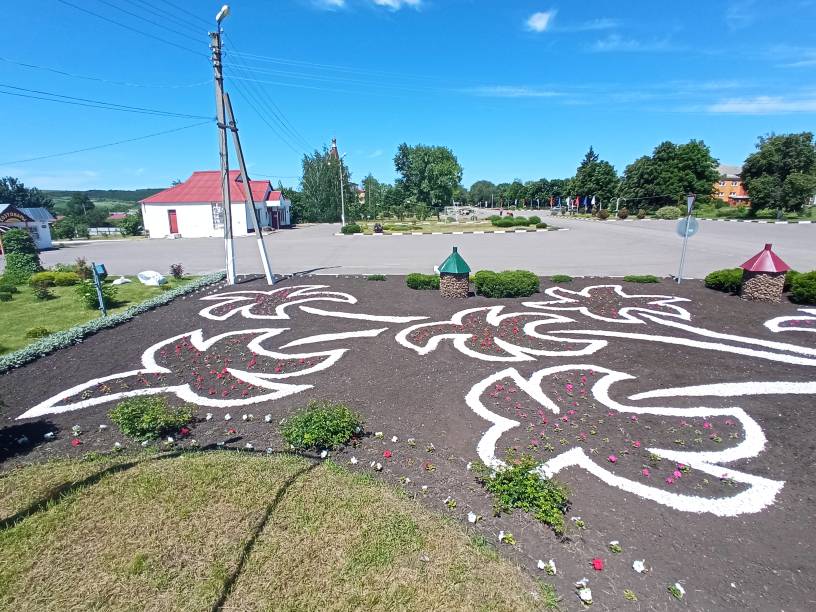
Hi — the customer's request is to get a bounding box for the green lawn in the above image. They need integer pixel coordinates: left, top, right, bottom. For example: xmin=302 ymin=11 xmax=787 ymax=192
xmin=0 ymin=452 xmax=554 ymax=611
xmin=0 ymin=276 xmax=199 ymax=355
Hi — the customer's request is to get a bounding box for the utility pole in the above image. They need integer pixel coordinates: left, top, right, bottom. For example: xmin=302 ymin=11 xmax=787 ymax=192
xmin=210 ymin=6 xmax=235 ymax=284
xmin=224 ymin=92 xmax=274 ymax=285
xmin=338 ymin=154 xmax=347 ymax=227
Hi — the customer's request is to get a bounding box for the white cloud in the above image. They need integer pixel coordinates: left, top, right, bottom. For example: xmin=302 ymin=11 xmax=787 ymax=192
xmin=372 ymin=0 xmax=421 ymax=9
xmin=592 ymin=34 xmax=672 ymax=52
xmin=559 ymin=17 xmax=619 ymax=32
xmin=467 ymin=86 xmax=561 ymax=98
xmin=725 ymin=0 xmax=758 ymax=31
xmin=707 ymin=95 xmax=816 ymax=114
xmin=525 ymin=10 xmax=556 ymax=33
xmin=314 ymin=0 xmax=346 ymax=10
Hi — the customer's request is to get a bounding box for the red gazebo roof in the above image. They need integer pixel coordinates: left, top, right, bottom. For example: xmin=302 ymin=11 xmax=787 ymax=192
xmin=740 ymin=243 xmax=790 ymax=273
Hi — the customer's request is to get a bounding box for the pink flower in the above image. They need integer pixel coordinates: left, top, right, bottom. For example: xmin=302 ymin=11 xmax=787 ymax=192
xmin=641 ymin=468 xmax=650 ymax=477
xmin=580 ymin=375 xmax=587 ymax=383
xmin=565 ymin=383 xmax=574 ymax=394
xmin=561 ymin=416 xmax=570 ymax=423
xmin=703 ymin=421 xmax=712 ymax=430
xmin=70 ymin=438 xmax=82 ymax=447
xmin=665 ymin=477 xmax=674 ymax=485
xmin=383 ymin=450 xmax=392 ymax=459
xmin=592 ymin=558 xmax=604 ymax=571
xmin=608 ymin=455 xmax=618 ymax=464
xmin=631 ymin=440 xmax=641 ymax=448
xmin=630 ymin=415 xmax=638 ymax=422
xmin=673 ymin=470 xmax=682 ymax=479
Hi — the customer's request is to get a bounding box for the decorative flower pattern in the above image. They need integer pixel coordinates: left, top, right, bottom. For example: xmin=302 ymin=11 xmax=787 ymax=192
xmin=764 ymin=308 xmax=816 ymax=334
xmin=466 ymin=364 xmax=784 ymax=516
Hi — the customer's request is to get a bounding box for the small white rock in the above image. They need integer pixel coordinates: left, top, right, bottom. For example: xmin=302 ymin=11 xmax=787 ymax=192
xmin=141 ymin=440 xmax=150 ymax=447
xmin=350 ymin=456 xmax=359 ymax=465
xmin=673 ymin=583 xmax=685 ymax=598
xmin=266 ymin=447 xmax=274 ymax=454
xmin=166 ymin=436 xmax=174 ymax=443
xmin=113 ymin=442 xmax=122 ymax=449
xmin=498 ymin=530 xmax=505 ymax=541
xmin=466 ymin=461 xmax=473 ymax=471
xmin=632 ymin=559 xmax=646 ymax=574
xmin=370 ymin=461 xmax=377 ymax=468
xmin=224 ymin=413 xmax=232 ymax=421
xmin=98 ymin=424 xmax=108 ymax=431
xmin=320 ymin=450 xmax=328 ymax=459
xmin=16 ymin=436 xmax=29 ymax=445
xmin=375 ymin=462 xmax=383 ymax=471
xmin=467 ymin=511 xmax=478 ymax=524
xmin=391 ymin=435 xmax=398 ymax=443
xmin=242 ymin=414 xmax=248 ymax=421
xmin=206 ymin=413 xmax=213 ymax=421
xmin=421 ymin=485 xmax=428 ymax=492
xmin=264 ymin=414 xmax=272 ymax=423
xmin=374 ymin=431 xmax=384 ymax=438
xmin=577 ymin=587 xmax=592 ymax=604
xmin=44 ymin=432 xmax=55 ymax=440
xmin=245 ymin=443 xmax=254 ymax=450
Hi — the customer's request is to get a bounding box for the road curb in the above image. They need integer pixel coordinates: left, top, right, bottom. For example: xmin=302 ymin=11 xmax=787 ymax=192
xmin=333 ymin=228 xmax=563 ymax=237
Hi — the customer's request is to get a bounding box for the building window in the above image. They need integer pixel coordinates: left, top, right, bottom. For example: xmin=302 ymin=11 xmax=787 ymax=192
xmin=719 ymin=180 xmax=725 ymax=186
xmin=730 ymin=192 xmax=737 ymax=196
xmin=732 ymin=181 xmax=738 ymax=186
xmin=211 ymin=202 xmax=224 ymax=229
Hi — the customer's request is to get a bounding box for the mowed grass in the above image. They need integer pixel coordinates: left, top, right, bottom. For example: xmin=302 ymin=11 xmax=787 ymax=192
xmin=0 ymin=276 xmax=199 ymax=354
xmin=0 ymin=452 xmax=554 ymax=611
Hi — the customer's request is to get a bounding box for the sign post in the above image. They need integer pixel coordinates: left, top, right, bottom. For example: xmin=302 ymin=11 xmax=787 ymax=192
xmin=676 ymin=193 xmax=697 ymax=284
xmin=91 ymin=261 xmax=108 ymax=317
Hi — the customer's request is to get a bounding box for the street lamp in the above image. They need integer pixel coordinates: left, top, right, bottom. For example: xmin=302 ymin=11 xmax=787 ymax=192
xmin=676 ymin=192 xmax=696 ymax=284
xmin=328 ymin=152 xmax=347 ymax=227
xmin=215 ymin=5 xmax=230 ymax=23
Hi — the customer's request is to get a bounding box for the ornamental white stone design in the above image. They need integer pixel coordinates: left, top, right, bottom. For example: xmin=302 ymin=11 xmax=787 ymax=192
xmin=17 ymin=327 xmax=386 ymax=420
xmin=467 ymin=365 xmax=786 ymax=517
xmin=764 ymin=308 xmax=816 ymax=334
xmin=199 ymin=284 xmax=426 ymax=323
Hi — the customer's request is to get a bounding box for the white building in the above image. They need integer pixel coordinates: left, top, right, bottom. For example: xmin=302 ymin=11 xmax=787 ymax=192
xmin=140 ymin=171 xmax=290 ymax=238
xmin=0 ymin=204 xmax=55 ymax=250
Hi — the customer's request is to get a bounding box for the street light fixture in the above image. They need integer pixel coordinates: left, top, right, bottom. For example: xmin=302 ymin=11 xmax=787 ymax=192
xmin=215 ymin=5 xmax=230 ymax=23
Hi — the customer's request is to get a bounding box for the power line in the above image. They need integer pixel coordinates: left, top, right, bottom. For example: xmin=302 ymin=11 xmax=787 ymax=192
xmin=0 ymin=84 xmax=213 ymax=119
xmin=129 ymin=0 xmax=204 ymax=37
xmin=0 ymin=119 xmax=213 ymax=166
xmin=92 ymin=0 xmax=202 ymax=45
xmin=56 ymin=0 xmax=206 ymax=58
xmin=163 ymin=0 xmax=211 ymax=28
xmin=0 ymin=56 xmax=209 ymax=89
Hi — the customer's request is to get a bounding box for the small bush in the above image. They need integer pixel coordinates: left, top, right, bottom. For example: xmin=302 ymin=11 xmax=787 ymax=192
xmin=74 ymin=258 xmax=92 ymax=280
xmin=281 ymin=400 xmax=362 ymax=450
xmin=623 ymin=275 xmax=660 ymax=283
xmin=528 ymin=216 xmax=541 ymax=225
xmin=0 ymin=292 xmax=12 ymax=302
xmin=2 ymin=253 xmax=42 ymax=285
xmin=791 ymin=271 xmax=816 ymax=304
xmin=474 ymin=270 xmax=539 ymax=298
xmin=598 ymin=209 xmax=610 ymax=220
xmin=754 ymin=208 xmax=778 ymax=219
xmin=617 ymin=207 xmax=629 ymax=219
xmin=341 ymin=223 xmax=362 ymax=235
xmin=2 ymin=228 xmax=37 ymax=255
xmin=472 ymin=455 xmax=570 ymax=535
xmin=29 ymin=271 xmax=80 ymax=287
xmin=169 ymin=263 xmax=184 ymax=279
xmin=655 ymin=206 xmax=682 ymax=220
xmin=406 ymin=273 xmax=440 ymax=290
xmin=75 ymin=280 xmax=117 ymax=310
xmin=705 ymin=268 xmax=743 ymax=293
xmin=636 ymin=209 xmax=646 ymax=219
xmin=109 ymin=397 xmax=193 ymax=441
xmin=490 ymin=217 xmax=533 ymax=228
xmin=550 ymin=274 xmax=573 ymax=283
xmin=716 ymin=207 xmax=744 ymax=218
xmin=366 ymin=274 xmax=386 ymax=281
xmin=535 ymin=222 xmax=548 ymax=229
xmin=0 ymin=283 xmax=19 ymax=294
xmin=784 ymin=270 xmax=800 ymax=291
xmin=32 ymin=282 xmax=54 ymax=300
xmin=25 ymin=326 xmax=51 ymax=339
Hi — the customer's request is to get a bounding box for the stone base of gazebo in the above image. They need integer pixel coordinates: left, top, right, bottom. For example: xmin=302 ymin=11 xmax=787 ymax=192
xmin=740 ymin=270 xmax=785 ymax=303
xmin=440 ymin=274 xmax=469 ymax=299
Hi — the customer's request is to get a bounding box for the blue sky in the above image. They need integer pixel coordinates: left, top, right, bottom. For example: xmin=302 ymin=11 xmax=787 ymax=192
xmin=1 ymin=0 xmax=815 ymax=190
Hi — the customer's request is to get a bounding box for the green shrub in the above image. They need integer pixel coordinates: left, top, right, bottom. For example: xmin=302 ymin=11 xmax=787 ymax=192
xmin=784 ymin=270 xmax=800 ymax=291
xmin=655 ymin=206 xmax=682 ymax=220
xmin=75 ymin=280 xmax=118 ymax=309
xmin=474 ymin=270 xmax=539 ymax=298
xmin=791 ymin=271 xmax=816 ymax=304
xmin=0 ymin=283 xmax=19 ymax=294
xmin=0 ymin=291 xmax=12 ymax=302
xmin=754 ymin=208 xmax=777 ymax=219
xmin=1 ymin=228 xmax=37 ymax=255
xmin=109 ymin=397 xmax=193 ymax=441
xmin=490 ymin=217 xmax=532 ymax=228
xmin=32 ymin=282 xmax=54 ymax=300
xmin=472 ymin=455 xmax=570 ymax=535
xmin=341 ymin=223 xmax=362 ymax=235
xmin=716 ymin=207 xmax=744 ymax=218
xmin=29 ymin=271 xmax=81 ymax=287
xmin=598 ymin=209 xmax=610 ymax=220
xmin=406 ymin=273 xmax=440 ymax=290
xmin=623 ymin=275 xmax=660 ymax=283
xmin=366 ymin=274 xmax=386 ymax=281
xmin=24 ymin=326 xmax=51 ymax=339
xmin=2 ymin=253 xmax=42 ymax=285
xmin=617 ymin=207 xmax=629 ymax=219
xmin=550 ymin=274 xmax=573 ymax=283
xmin=705 ymin=268 xmax=743 ymax=293
xmin=528 ymin=216 xmax=541 ymax=225
xmin=281 ymin=400 xmax=362 ymax=450
xmin=636 ymin=209 xmax=646 ymax=219
xmin=535 ymin=222 xmax=548 ymax=229
xmin=169 ymin=263 xmax=184 ymax=279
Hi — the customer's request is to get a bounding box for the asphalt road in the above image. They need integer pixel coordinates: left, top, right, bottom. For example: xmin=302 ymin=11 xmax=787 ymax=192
xmin=6 ymin=218 xmax=815 ymax=278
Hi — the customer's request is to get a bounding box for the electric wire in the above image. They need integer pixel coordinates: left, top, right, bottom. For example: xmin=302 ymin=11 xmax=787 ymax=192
xmin=91 ymin=0 xmax=202 ymax=45
xmin=0 ymin=119 xmax=213 ymax=166
xmin=129 ymin=0 xmax=205 ymax=38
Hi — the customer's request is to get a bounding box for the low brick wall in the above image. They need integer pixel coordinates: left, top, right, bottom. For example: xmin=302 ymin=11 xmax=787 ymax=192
xmin=740 ymin=271 xmax=785 ymax=303
xmin=440 ymin=274 xmax=469 ymax=299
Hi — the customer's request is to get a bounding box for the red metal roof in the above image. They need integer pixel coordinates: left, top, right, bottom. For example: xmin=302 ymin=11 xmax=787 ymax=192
xmin=267 ymin=191 xmax=283 ymax=200
xmin=740 ymin=243 xmax=791 ymax=273
xmin=140 ymin=171 xmax=271 ymax=204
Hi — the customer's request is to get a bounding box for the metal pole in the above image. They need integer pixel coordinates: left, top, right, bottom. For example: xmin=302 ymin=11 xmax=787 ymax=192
xmin=91 ymin=261 xmax=107 ymax=317
xmin=223 ymin=92 xmax=274 ymax=285
xmin=338 ymin=156 xmax=346 ymax=226
xmin=210 ymin=26 xmax=236 ymax=284
xmin=677 ymin=194 xmax=694 ymax=284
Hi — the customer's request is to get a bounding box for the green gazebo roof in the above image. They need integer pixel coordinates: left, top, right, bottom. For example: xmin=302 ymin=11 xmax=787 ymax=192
xmin=438 ymin=246 xmax=471 ymax=274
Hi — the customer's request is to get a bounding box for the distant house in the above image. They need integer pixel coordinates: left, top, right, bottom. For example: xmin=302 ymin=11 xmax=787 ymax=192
xmin=0 ymin=204 xmax=55 ymax=251
xmin=139 ymin=171 xmax=289 ymax=238
xmin=107 ymin=212 xmax=129 ymax=221
xmin=265 ymin=190 xmax=292 ymax=229
xmin=715 ymin=164 xmax=751 ymax=207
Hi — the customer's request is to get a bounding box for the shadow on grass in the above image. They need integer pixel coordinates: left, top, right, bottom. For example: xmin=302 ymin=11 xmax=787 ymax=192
xmin=210 ymin=458 xmax=320 ymax=612
xmin=0 ymin=421 xmax=60 ymax=463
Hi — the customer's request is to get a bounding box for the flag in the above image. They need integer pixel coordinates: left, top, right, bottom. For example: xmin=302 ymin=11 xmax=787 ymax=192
xmin=557 ymin=196 xmax=561 ymax=206
xmin=591 ymin=195 xmax=596 ymax=207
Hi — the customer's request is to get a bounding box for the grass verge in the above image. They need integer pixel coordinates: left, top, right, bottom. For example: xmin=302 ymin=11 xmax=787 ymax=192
xmin=0 ymin=452 xmax=550 ymax=611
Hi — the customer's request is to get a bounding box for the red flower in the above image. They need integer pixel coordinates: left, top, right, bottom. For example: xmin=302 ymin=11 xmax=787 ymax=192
xmin=71 ymin=438 xmax=82 ymax=447
xmin=592 ymin=558 xmax=604 ymax=571
xmin=383 ymin=450 xmax=392 ymax=459
xmin=227 ymin=428 xmax=237 ymax=434
xmin=179 ymin=427 xmax=191 ymax=437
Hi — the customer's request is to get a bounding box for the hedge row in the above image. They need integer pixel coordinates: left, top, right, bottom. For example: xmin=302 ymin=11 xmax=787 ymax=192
xmin=474 ymin=270 xmax=539 ymax=298
xmin=0 ymin=272 xmax=226 ymax=373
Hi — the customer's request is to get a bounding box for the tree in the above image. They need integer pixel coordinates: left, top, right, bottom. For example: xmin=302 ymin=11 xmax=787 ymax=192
xmin=469 ymin=180 xmax=496 ymax=205
xmin=362 ymin=174 xmax=382 ymax=219
xmin=571 ymin=147 xmax=620 ymax=208
xmin=742 ymin=132 xmax=816 ymax=212
xmin=619 ymin=140 xmax=718 ymax=210
xmin=394 ymin=143 xmax=463 ymax=213
xmin=65 ymin=193 xmax=95 ymax=217
xmin=0 ymin=177 xmax=55 ymax=213
xmin=118 ymin=214 xmax=143 ymax=237
xmin=299 ymin=147 xmax=356 ymax=223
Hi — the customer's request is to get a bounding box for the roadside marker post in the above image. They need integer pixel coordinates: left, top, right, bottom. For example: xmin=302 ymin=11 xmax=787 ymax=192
xmin=676 ymin=193 xmax=697 ymax=284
